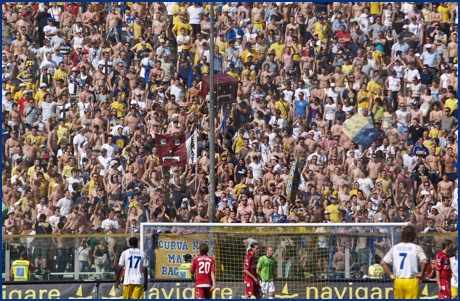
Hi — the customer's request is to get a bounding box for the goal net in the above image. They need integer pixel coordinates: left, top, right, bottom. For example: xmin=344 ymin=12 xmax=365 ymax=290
xmin=139 ymin=222 xmax=455 ymax=299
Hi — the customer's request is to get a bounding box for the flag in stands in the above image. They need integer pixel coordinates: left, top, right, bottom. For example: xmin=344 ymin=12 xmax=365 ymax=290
xmin=156 ymin=132 xmax=197 ymax=166
xmin=342 ymin=114 xmax=383 ymax=149
xmin=286 ymin=153 xmax=300 ymax=202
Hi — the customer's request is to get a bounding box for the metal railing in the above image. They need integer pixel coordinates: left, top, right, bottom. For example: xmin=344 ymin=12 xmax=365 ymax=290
xmin=3 ymin=229 xmax=458 ymax=282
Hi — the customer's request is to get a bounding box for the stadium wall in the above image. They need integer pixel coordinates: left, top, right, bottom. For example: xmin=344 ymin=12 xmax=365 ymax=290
xmin=2 ymin=280 xmax=440 ymax=299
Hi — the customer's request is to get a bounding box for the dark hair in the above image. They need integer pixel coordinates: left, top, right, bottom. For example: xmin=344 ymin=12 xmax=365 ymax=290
xmin=400 ymin=225 xmax=417 ymax=243
xmin=442 ymin=239 xmax=453 ymax=249
xmin=199 ymin=243 xmax=209 ymax=255
xmin=129 ymin=237 xmax=139 ymax=248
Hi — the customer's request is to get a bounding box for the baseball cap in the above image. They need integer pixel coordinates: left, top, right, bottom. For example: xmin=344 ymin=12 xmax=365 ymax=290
xmin=47 ymin=17 xmax=53 ymax=22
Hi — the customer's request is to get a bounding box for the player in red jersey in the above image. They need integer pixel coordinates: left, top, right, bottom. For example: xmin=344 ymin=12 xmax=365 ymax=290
xmin=243 ymin=243 xmax=261 ymax=299
xmin=436 ymin=239 xmax=454 ymax=299
xmin=190 ymin=243 xmax=216 ymax=299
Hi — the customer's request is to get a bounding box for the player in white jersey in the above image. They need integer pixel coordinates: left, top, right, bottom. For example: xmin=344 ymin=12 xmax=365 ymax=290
xmin=115 ymin=237 xmax=148 ymax=299
xmin=381 ymin=226 xmax=428 ymax=299
xmin=451 ymin=246 xmax=459 ymax=299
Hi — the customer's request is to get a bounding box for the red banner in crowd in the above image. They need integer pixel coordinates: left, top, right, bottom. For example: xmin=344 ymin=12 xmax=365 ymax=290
xmin=155 ymin=134 xmax=187 ymax=167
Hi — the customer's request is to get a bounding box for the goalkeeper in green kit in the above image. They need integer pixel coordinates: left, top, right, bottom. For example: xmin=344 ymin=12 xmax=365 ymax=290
xmin=256 ymin=247 xmax=276 ymax=299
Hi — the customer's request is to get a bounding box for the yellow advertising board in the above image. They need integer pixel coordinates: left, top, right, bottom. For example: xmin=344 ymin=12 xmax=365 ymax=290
xmin=155 ymin=234 xmax=210 ymax=279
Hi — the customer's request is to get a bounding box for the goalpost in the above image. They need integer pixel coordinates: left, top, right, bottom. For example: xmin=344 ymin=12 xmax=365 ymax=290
xmin=139 ymin=222 xmax=424 ymax=299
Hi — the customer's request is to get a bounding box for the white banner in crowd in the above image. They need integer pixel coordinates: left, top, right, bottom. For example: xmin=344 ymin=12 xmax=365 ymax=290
xmin=186 ymin=131 xmax=198 ymax=165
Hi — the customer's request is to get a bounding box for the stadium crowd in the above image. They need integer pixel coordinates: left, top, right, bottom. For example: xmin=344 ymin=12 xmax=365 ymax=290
xmin=1 ymin=1 xmax=459 ymax=279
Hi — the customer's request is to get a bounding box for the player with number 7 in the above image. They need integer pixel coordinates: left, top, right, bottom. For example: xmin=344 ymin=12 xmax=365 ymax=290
xmin=381 ymin=226 xmax=429 ymax=299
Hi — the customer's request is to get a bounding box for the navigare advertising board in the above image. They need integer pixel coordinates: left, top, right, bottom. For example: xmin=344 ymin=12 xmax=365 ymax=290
xmin=3 ymin=280 xmax=439 ymax=299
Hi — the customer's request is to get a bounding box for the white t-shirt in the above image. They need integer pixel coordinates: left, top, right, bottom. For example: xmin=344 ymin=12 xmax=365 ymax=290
xmin=326 ymin=88 xmax=340 ymax=104
xmin=101 ymin=218 xmax=119 ymax=230
xmin=282 ymin=90 xmax=294 ymax=104
xmin=131 ymin=99 xmax=147 ymax=110
xmin=294 ymin=88 xmax=310 ymax=100
xmin=325 ymin=103 xmax=336 ymax=120
xmin=260 ymin=143 xmax=271 ymax=163
xmin=176 ymin=35 xmax=190 ymax=52
xmin=43 ymin=25 xmax=57 ymax=39
xmin=48 ymin=214 xmax=61 ymax=229
xmin=118 ymin=248 xmax=148 ymax=285
xmin=382 ymin=242 xmax=427 ymax=278
xmin=165 ymin=2 xmax=175 ymax=15
xmin=98 ymin=155 xmax=112 ymax=175
xmin=358 ymin=177 xmax=374 ymax=195
xmin=56 ymin=198 xmax=73 ymax=217
xmin=72 ymin=134 xmax=88 ymax=151
xmin=187 ymin=6 xmax=203 ymax=24
xmin=248 ymin=162 xmax=264 ymax=180
xmin=100 ymin=143 xmax=118 ymax=159
xmin=404 ymin=68 xmax=420 ymax=84
xmin=170 ymin=85 xmax=183 ymax=101
xmin=388 ymin=76 xmax=400 ymax=92
xmin=408 ymin=23 xmax=421 ymax=41
xmin=395 ymin=109 xmax=411 ymax=127
xmin=140 ymin=58 xmax=153 ymax=79
xmin=67 ymin=176 xmax=83 ymax=193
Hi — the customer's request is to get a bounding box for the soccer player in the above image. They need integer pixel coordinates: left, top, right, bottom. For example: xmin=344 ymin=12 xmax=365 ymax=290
xmin=190 ymin=243 xmax=216 ymax=299
xmin=115 ymin=237 xmax=148 ymax=299
xmin=244 ymin=243 xmax=261 ymax=299
xmin=381 ymin=225 xmax=428 ymax=299
xmin=451 ymin=246 xmax=458 ymax=299
xmin=256 ymin=246 xmax=276 ymax=299
xmin=436 ymin=239 xmax=453 ymax=299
